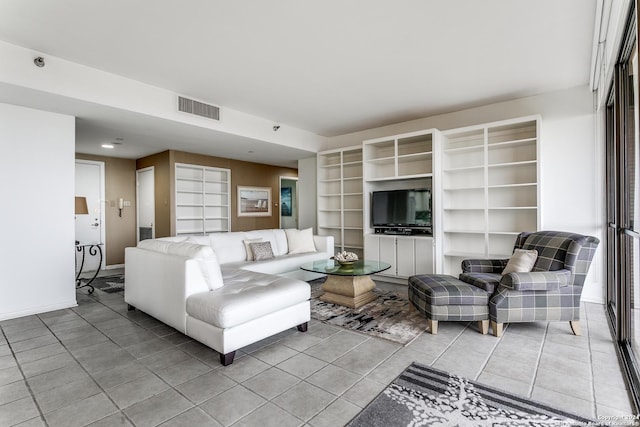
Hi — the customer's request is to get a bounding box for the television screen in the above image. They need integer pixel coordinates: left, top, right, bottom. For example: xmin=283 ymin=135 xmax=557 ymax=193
xmin=372 ymin=189 xmax=431 ymax=227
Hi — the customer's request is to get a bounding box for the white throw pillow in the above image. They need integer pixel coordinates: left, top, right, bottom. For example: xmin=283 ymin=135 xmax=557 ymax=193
xmin=243 ymin=238 xmax=263 ymax=261
xmin=285 ymin=228 xmax=317 ymax=254
xmin=502 ymin=249 xmax=538 ymax=275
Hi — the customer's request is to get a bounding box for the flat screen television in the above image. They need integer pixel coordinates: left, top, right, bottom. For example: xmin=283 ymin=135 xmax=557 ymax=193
xmin=371 ymin=189 xmax=432 ymax=231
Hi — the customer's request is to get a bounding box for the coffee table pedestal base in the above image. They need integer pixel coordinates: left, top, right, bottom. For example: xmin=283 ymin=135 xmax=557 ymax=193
xmin=320 ymin=275 xmax=377 ymax=308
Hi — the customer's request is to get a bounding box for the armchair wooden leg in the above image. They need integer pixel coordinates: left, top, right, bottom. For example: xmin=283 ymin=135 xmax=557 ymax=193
xmin=428 ymin=319 xmax=438 ymax=334
xmin=491 ymin=321 xmax=503 ymax=337
xmin=478 ymin=320 xmax=489 ymax=335
xmin=297 ymin=322 xmax=308 ymax=332
xmin=570 ymin=321 xmax=581 ymax=336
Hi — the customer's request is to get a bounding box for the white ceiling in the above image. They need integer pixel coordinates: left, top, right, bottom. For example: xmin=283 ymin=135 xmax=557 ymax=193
xmin=0 ymin=0 xmax=597 ymax=165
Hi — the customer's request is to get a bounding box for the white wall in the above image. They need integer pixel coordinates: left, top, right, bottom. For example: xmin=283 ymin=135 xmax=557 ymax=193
xmin=322 ymin=85 xmax=604 ymax=303
xmin=297 ymin=156 xmax=318 ymax=233
xmin=0 ymin=103 xmax=76 ymax=320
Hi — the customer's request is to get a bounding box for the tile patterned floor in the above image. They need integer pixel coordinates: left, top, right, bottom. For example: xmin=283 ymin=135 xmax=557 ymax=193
xmin=0 ymin=279 xmax=635 ymax=426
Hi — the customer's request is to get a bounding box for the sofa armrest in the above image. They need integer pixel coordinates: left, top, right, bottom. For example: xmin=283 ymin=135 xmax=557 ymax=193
xmin=461 ymin=258 xmax=509 ymax=274
xmin=124 ymin=247 xmax=211 ymax=333
xmin=500 ymin=269 xmax=572 ymax=291
xmin=313 ymin=235 xmax=334 ymax=257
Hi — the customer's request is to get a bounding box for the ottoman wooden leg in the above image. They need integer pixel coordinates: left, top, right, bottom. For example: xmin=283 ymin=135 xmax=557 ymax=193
xmin=491 ymin=321 xmax=503 ymax=337
xmin=428 ymin=319 xmax=438 ymax=335
xmin=478 ymin=320 xmax=489 ymax=335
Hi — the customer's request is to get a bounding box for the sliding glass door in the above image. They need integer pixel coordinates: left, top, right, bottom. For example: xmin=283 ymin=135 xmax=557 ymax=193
xmin=606 ymin=2 xmax=640 ymax=411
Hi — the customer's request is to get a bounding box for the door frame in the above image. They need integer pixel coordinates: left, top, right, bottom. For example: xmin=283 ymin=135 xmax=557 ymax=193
xmin=74 ymin=159 xmax=106 ymax=269
xmin=136 ymin=166 xmax=155 ymax=243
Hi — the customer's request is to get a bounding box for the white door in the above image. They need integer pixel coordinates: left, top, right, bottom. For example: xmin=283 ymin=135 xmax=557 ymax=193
xmin=136 ymin=167 xmax=155 ymax=242
xmin=75 ymin=160 xmax=105 ymax=272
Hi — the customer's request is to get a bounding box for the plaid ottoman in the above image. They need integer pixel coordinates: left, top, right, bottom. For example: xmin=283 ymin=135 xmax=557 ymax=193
xmin=408 ymin=274 xmax=490 ymax=335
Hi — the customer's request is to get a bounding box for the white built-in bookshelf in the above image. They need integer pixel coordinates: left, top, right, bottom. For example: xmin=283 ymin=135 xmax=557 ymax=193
xmin=175 ymin=163 xmax=231 ymax=236
xmin=316 ymin=146 xmax=364 ymax=258
xmin=440 ymin=116 xmax=540 ymax=275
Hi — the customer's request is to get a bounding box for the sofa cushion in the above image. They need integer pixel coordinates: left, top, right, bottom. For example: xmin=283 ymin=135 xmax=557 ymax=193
xmin=502 ymin=249 xmax=538 ymax=275
xmin=285 ymin=228 xmax=317 ymax=254
xmin=186 ymin=235 xmax=211 ymax=246
xmin=245 ymin=230 xmax=287 ymax=256
xmin=223 ymin=251 xmax=329 ymax=276
xmin=186 ymin=271 xmax=310 ymax=328
xmin=137 ymin=240 xmax=224 ymax=290
xmin=250 ymin=241 xmax=275 ymax=260
xmin=209 ymin=232 xmax=248 ymax=264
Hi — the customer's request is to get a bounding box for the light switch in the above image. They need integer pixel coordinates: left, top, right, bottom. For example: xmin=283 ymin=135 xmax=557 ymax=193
xmin=123 ymin=200 xmax=131 ymax=207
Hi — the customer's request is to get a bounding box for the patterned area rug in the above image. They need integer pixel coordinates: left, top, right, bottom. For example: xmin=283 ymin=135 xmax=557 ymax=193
xmin=347 ymin=362 xmax=596 ymax=426
xmin=309 ymin=280 xmax=429 ymax=346
xmin=91 ymin=274 xmax=125 ymax=293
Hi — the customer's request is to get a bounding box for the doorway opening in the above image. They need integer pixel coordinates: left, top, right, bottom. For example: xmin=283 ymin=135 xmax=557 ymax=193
xmin=75 ymin=159 xmax=106 ymax=272
xmin=279 ymin=177 xmax=298 ymax=229
xmin=136 ymin=167 xmax=155 ymax=242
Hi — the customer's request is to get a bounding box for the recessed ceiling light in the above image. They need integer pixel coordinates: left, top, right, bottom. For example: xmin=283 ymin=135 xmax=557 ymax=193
xmin=101 ymin=143 xmax=114 ymax=149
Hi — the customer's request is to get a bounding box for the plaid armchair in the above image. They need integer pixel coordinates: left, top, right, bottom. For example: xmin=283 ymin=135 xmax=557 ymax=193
xmin=459 ymin=231 xmax=599 ymax=337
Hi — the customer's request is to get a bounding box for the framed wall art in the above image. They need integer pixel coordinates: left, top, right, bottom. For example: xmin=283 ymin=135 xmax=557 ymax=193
xmin=237 ymin=186 xmax=272 ymax=217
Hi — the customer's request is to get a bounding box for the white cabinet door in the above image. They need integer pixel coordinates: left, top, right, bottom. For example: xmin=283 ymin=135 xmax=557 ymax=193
xmin=364 ymin=234 xmax=379 ymax=261
xmin=415 ymin=238 xmax=434 ymax=274
xmin=378 ymin=236 xmax=397 ymax=275
xmin=396 ymin=238 xmax=416 ymax=277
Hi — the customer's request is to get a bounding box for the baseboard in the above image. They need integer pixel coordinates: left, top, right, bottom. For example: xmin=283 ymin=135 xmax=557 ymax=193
xmin=0 ymin=300 xmax=78 ymax=321
xmin=104 ymin=264 xmax=124 ymax=270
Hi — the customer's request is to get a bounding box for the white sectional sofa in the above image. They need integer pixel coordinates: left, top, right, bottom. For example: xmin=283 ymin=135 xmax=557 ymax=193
xmin=124 ymin=228 xmax=333 ymax=365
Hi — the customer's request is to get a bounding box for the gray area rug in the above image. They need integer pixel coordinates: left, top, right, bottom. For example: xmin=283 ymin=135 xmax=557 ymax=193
xmin=310 ymin=280 xmax=429 ymax=346
xmin=91 ymin=274 xmax=125 ymax=293
xmin=347 ymin=362 xmax=596 ymax=426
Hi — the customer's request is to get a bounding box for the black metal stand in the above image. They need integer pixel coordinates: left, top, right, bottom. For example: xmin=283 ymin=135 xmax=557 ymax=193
xmin=75 ymin=243 xmax=103 ymax=294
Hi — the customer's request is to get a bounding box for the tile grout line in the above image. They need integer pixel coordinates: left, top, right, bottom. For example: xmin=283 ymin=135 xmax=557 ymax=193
xmin=0 ymin=319 xmax=49 ymax=427
xmin=473 ymin=323 xmax=505 ymax=382
xmin=585 ymin=303 xmax=598 ymax=419
xmin=526 ymin=321 xmax=549 ymax=399
xmin=36 ymin=298 xmax=138 ymax=426
xmin=79 ymin=290 xmax=207 ymax=426
xmin=429 ymin=321 xmax=476 ymax=368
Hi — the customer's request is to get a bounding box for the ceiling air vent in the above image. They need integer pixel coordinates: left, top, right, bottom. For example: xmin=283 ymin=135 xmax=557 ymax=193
xmin=178 ymin=96 xmax=220 ymax=121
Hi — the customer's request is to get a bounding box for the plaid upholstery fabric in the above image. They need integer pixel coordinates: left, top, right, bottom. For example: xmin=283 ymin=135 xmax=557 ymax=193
xmin=501 ymin=270 xmax=571 ymax=291
xmin=489 ymin=231 xmax=599 ymax=324
xmin=413 ymin=301 xmax=489 ymax=321
xmin=408 ymin=274 xmax=489 ymax=322
xmin=490 ymin=285 xmax=581 ymax=323
xmin=409 ymin=275 xmax=490 ymax=306
xmin=461 ymin=259 xmax=509 ymax=274
xmin=458 ymin=272 xmax=501 ymax=293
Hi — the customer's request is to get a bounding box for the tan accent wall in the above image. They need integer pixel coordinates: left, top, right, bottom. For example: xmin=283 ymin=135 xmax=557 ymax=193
xmin=75 ymin=153 xmax=137 ymax=266
xmin=137 ymin=150 xmax=297 ymax=236
xmin=136 ymin=151 xmax=172 ymax=237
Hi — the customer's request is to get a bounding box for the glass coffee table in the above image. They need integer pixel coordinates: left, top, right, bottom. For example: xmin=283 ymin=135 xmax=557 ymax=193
xmin=300 ymin=259 xmax=391 ymax=308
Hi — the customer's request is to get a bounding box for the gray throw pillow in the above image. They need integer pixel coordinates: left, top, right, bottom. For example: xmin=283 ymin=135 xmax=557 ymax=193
xmin=250 ymin=241 xmax=275 ymax=261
